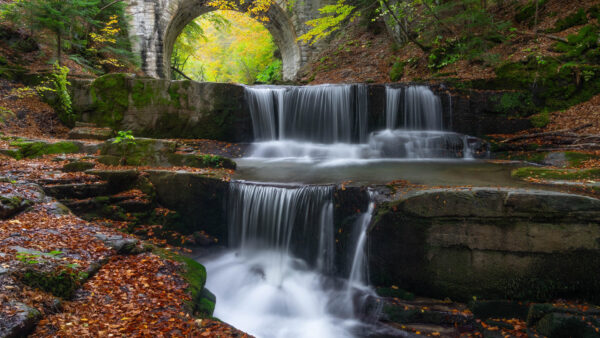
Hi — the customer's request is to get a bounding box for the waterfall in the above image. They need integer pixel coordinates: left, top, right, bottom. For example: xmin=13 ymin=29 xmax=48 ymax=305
xmin=403 ymin=85 xmax=444 ymax=130
xmin=386 ymin=85 xmax=444 ymax=130
xmin=227 ymin=181 xmax=336 ymax=273
xmin=385 ymin=87 xmax=402 ymax=129
xmin=203 ymin=182 xmax=385 ymax=338
xmin=245 ymin=84 xmax=487 ymax=160
xmin=348 ymin=201 xmax=375 ymax=286
xmin=245 ymin=85 xmax=368 ymax=144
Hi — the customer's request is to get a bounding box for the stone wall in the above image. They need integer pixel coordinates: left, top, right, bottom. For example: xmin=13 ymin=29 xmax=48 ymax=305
xmin=71 ymin=74 xmax=253 ymax=142
xmin=368 ymin=187 xmax=600 ymax=302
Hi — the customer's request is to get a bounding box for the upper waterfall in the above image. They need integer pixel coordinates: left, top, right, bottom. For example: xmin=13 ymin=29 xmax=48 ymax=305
xmin=246 ymin=85 xmax=369 ymax=144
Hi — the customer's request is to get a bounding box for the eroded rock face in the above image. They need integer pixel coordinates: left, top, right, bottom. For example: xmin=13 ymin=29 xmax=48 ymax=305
xmin=71 ymin=75 xmax=253 ymax=142
xmin=368 ymin=188 xmax=600 ymax=302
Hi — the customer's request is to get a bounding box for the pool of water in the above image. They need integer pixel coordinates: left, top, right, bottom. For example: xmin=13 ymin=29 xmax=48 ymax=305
xmin=235 ymin=158 xmax=531 ymax=187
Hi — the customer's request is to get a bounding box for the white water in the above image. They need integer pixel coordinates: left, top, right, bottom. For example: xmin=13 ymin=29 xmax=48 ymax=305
xmin=245 ymin=84 xmax=485 ymax=161
xmin=202 ymin=182 xmax=384 ymax=338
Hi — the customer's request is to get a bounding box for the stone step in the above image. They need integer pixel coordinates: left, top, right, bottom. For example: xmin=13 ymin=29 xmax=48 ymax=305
xmin=74 ymin=121 xmax=98 ymax=128
xmin=43 ymin=183 xmax=108 ymax=200
xmin=68 ymin=126 xmax=114 ymax=140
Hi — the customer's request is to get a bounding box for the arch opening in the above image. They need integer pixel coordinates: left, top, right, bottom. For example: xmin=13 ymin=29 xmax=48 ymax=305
xmin=171 ymin=10 xmax=282 ymax=84
xmin=164 ymin=1 xmax=301 ymax=82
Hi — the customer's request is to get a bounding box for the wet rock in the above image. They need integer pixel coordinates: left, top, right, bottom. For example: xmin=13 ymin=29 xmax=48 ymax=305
xmin=43 ymin=183 xmax=108 ymax=200
xmin=99 ymin=138 xmax=178 ymax=167
xmin=85 ymin=169 xmax=140 ymax=193
xmin=369 ymin=188 xmax=600 ymax=302
xmin=93 ymin=233 xmax=140 ymax=254
xmin=536 ymin=312 xmax=600 ymax=338
xmin=542 ymin=152 xmax=569 ymax=167
xmin=470 ymin=300 xmax=529 ymax=320
xmin=62 ymin=161 xmax=95 ymax=172
xmin=0 ymin=194 xmax=31 ymax=219
xmin=146 ymin=170 xmax=227 ymax=238
xmin=0 ymin=302 xmax=41 ymax=338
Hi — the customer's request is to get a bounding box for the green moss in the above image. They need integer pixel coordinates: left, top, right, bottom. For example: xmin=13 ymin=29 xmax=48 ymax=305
xmin=7 ymin=141 xmax=79 ymax=159
xmin=515 ymin=0 xmax=548 ymax=26
xmin=390 ymin=61 xmax=405 ymax=82
xmin=512 ymin=167 xmax=600 ymax=180
xmin=530 ymin=111 xmax=550 ymax=128
xmin=131 ymin=81 xmax=155 ymax=108
xmin=492 ymin=91 xmax=536 ymax=115
xmin=550 ymin=9 xmax=588 ymax=32
xmin=169 ymin=153 xmax=236 ymax=169
xmin=89 ymin=73 xmax=129 ymax=128
xmin=62 ymin=161 xmax=95 ymax=172
xmin=19 ymin=268 xmax=83 ymax=299
xmin=151 ymin=247 xmax=213 ymax=317
xmin=565 ymin=152 xmax=600 ymax=167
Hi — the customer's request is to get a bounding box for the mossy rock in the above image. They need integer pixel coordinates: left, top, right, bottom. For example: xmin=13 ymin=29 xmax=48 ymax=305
xmin=376 ymin=286 xmax=415 ymax=300
xmin=88 ymin=73 xmax=129 ymax=129
xmin=19 ymin=268 xmax=84 ymax=299
xmin=7 ymin=141 xmax=79 ymax=159
xmin=512 ymin=167 xmax=600 ymax=180
xmin=100 ymin=138 xmax=178 ymax=167
xmin=469 ymin=300 xmax=529 ymax=320
xmin=62 ymin=161 xmax=95 ymax=172
xmin=565 ymin=152 xmax=600 ymax=167
xmin=536 ymin=312 xmax=600 ymax=338
xmin=169 ymin=153 xmax=237 ymax=170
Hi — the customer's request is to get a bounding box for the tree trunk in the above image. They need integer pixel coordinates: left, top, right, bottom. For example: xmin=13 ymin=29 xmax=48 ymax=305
xmin=57 ymin=33 xmax=62 ymax=66
xmin=534 ymin=0 xmax=539 ymax=35
xmin=381 ymin=0 xmax=430 ymax=52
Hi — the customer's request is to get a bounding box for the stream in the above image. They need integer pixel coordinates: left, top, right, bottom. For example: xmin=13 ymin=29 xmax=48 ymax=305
xmin=198 ymin=84 xmax=518 ymax=337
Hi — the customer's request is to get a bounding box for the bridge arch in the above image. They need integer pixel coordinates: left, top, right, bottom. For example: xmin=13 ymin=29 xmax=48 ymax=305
xmin=127 ymin=0 xmax=303 ymax=81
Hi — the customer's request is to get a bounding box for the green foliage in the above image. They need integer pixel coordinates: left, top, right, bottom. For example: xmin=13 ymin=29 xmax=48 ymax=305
xmin=172 ymin=11 xmax=279 ymax=84
xmin=1 ymin=0 xmax=137 ymax=73
xmin=0 ymin=106 xmax=13 ymax=123
xmin=553 ymin=25 xmax=600 ymax=63
xmin=549 ymin=9 xmax=588 ymax=33
xmin=171 ymin=13 xmax=230 ymax=79
xmin=255 ymin=59 xmax=282 ymax=83
xmin=512 ymin=167 xmax=600 ymax=180
xmin=112 ymin=130 xmax=135 ymax=144
xmin=42 ymin=62 xmax=74 ymax=126
xmin=515 ymin=0 xmax=548 ymax=26
xmin=298 ymin=0 xmax=358 ymax=45
xmin=389 ymin=60 xmax=405 ymax=81
xmin=564 ymin=152 xmax=600 ymax=167
xmin=530 ymin=110 xmax=550 ymax=128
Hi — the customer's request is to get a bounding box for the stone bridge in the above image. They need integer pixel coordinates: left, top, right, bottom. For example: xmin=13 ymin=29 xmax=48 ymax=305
xmin=126 ymin=0 xmax=331 ymax=81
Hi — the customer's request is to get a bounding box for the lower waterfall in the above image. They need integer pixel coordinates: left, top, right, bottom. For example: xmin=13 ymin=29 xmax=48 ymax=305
xmin=201 ymin=182 xmax=391 ymax=338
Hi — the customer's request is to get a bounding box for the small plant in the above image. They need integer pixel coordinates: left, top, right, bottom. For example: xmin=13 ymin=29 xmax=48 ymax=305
xmin=112 ymin=130 xmax=135 ymax=144
xmin=0 ymin=106 xmax=14 ymax=123
xmin=35 ymin=62 xmax=74 ymax=126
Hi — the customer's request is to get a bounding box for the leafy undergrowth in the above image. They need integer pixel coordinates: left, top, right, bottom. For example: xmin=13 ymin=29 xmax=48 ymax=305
xmin=32 ymin=254 xmax=249 ymax=337
xmin=512 ymin=167 xmax=600 ymax=180
xmin=0 ymin=79 xmax=69 ymax=138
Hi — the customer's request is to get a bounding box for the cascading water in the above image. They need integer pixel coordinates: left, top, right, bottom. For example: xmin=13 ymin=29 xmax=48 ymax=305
xmin=202 ymin=182 xmax=387 ymax=338
xmin=245 ymin=84 xmax=486 ymax=161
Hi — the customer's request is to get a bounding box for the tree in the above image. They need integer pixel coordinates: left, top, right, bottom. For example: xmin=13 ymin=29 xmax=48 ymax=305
xmin=2 ymin=0 xmax=100 ymax=65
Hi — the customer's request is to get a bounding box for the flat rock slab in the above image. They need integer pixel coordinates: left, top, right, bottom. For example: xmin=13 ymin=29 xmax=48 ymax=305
xmin=0 ymin=301 xmax=41 ymax=338
xmin=68 ymin=126 xmax=114 ymax=140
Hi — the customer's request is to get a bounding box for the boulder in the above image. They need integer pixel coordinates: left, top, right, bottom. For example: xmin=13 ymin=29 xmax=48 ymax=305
xmin=146 ymin=170 xmax=227 ymax=238
xmin=0 ymin=302 xmax=41 ymax=338
xmin=369 ymin=188 xmax=600 ymax=302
